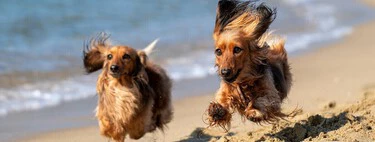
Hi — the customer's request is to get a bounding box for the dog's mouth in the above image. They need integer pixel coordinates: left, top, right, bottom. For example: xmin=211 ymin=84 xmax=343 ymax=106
xmin=110 ymin=72 xmax=121 ymax=78
xmin=222 ymin=69 xmax=241 ymax=83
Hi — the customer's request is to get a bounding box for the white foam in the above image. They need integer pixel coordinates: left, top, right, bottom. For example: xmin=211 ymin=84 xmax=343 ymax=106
xmin=0 ymin=76 xmax=96 ymax=117
xmin=165 ymin=50 xmax=216 ymax=81
xmin=282 ymin=0 xmax=353 ymax=51
xmin=286 ymin=27 xmax=352 ymax=51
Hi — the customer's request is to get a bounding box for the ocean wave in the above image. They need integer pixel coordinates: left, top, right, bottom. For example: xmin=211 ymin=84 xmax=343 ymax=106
xmin=0 ymin=76 xmax=96 ymax=116
xmin=165 ymin=51 xmax=216 ymax=81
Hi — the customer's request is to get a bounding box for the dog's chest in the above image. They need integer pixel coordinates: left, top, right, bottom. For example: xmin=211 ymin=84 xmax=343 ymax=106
xmin=229 ymin=80 xmax=259 ymax=108
xmin=106 ymin=82 xmax=141 ymax=101
xmin=98 ymin=82 xmax=141 ymax=114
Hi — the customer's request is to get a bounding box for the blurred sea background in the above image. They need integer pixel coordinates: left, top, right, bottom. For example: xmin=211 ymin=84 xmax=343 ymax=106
xmin=0 ymin=0 xmax=374 ymax=140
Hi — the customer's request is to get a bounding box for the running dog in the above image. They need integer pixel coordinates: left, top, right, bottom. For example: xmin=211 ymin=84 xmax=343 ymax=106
xmin=83 ymin=33 xmax=172 ymax=141
xmin=207 ymin=0 xmax=293 ymax=130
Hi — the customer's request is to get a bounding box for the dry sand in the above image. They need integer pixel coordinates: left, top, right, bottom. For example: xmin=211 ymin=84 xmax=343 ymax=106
xmin=21 ymin=10 xmax=375 ymax=142
xmin=187 ymin=87 xmax=375 ymax=142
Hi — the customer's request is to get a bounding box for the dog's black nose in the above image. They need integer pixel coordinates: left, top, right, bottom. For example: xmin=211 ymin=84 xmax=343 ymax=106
xmin=110 ymin=65 xmax=119 ymax=73
xmin=221 ymin=69 xmax=232 ymax=77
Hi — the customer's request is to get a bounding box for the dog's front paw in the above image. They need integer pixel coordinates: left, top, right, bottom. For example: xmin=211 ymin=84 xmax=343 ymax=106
xmin=208 ymin=102 xmax=228 ymax=121
xmin=207 ymin=102 xmax=231 ymax=130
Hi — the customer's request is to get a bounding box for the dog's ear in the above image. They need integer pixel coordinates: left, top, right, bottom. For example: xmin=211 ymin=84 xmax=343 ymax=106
xmin=132 ymin=56 xmax=143 ymax=76
xmin=83 ymin=32 xmax=110 ymax=73
xmin=213 ymin=0 xmax=245 ymax=41
xmin=244 ymin=3 xmax=276 ymax=40
xmin=214 ymin=1 xmax=276 ymax=41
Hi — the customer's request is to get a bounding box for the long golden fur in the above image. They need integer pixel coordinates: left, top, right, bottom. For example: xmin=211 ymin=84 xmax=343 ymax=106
xmin=83 ymin=33 xmax=172 ymax=142
xmin=207 ymin=0 xmax=293 ymax=130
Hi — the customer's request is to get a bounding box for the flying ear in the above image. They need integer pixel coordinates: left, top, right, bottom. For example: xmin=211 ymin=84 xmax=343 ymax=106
xmin=244 ymin=3 xmax=276 ymax=40
xmin=213 ymin=1 xmax=276 ymax=41
xmin=213 ymin=0 xmax=247 ymax=40
xmin=132 ymin=56 xmax=143 ymax=76
xmin=83 ymin=32 xmax=111 ymax=73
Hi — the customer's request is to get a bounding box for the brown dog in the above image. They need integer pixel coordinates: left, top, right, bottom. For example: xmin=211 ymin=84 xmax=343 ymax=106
xmin=83 ymin=33 xmax=173 ymax=142
xmin=207 ymin=0 xmax=293 ymax=130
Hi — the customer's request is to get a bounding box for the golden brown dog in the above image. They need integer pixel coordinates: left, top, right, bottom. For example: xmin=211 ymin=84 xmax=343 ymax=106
xmin=206 ymin=0 xmax=293 ymax=130
xmin=83 ymin=33 xmax=172 ymax=142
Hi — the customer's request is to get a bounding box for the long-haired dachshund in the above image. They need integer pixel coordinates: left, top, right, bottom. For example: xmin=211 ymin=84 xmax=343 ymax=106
xmin=206 ymin=0 xmax=293 ymax=130
xmin=83 ymin=33 xmax=173 ymax=142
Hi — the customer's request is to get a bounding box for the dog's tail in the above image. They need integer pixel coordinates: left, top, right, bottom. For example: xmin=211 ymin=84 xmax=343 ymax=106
xmin=267 ymin=37 xmax=292 ymax=99
xmin=138 ymin=38 xmax=159 ymax=65
xmin=143 ymin=38 xmax=159 ymax=56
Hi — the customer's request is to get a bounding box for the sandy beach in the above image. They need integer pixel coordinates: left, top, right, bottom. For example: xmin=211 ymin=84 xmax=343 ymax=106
xmin=17 ymin=5 xmax=375 ymax=142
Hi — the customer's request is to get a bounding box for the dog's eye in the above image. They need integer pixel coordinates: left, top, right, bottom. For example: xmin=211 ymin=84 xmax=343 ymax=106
xmin=215 ymin=49 xmax=222 ymax=56
xmin=233 ymin=46 xmax=243 ymax=54
xmin=122 ymin=54 xmax=130 ymax=60
xmin=107 ymin=54 xmax=113 ymax=60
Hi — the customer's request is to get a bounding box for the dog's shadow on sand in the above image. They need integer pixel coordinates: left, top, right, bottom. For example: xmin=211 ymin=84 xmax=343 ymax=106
xmin=179 ymin=127 xmax=234 ymax=142
xmin=260 ymin=111 xmax=361 ymax=142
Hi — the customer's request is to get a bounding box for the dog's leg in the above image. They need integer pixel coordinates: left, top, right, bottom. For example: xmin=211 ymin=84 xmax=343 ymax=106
xmin=98 ymin=117 xmax=125 ymax=142
xmin=112 ymin=134 xmax=125 ymax=142
xmin=127 ymin=119 xmax=147 ymax=140
xmin=126 ymin=116 xmax=146 ymax=140
xmin=244 ymin=93 xmax=282 ymax=122
xmin=153 ymin=102 xmax=173 ymax=131
xmin=244 ymin=74 xmax=285 ymax=122
xmin=207 ymin=84 xmax=233 ymax=130
xmin=97 ymin=108 xmax=126 ymax=142
xmin=145 ymin=100 xmax=158 ymax=132
xmin=127 ymin=100 xmax=154 ymax=140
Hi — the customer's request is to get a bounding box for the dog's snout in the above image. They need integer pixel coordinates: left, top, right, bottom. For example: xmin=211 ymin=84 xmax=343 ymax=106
xmin=220 ymin=69 xmax=232 ymax=77
xmin=110 ymin=65 xmax=119 ymax=73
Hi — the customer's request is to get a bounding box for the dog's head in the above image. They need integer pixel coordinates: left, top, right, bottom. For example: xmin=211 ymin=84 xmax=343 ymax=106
xmin=83 ymin=33 xmax=143 ymax=78
xmin=213 ymin=0 xmax=276 ymax=83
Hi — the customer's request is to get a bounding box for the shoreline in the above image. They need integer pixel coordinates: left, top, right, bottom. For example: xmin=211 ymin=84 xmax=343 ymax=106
xmin=0 ymin=75 xmax=220 ymax=142
xmin=16 ymin=18 xmax=375 ymax=142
